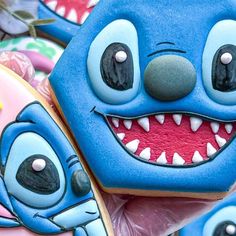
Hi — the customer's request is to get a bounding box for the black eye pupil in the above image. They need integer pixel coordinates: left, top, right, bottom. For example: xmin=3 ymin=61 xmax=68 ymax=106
xmin=213 ymin=221 xmax=236 ymax=236
xmin=16 ymin=155 xmax=60 ymax=195
xmin=212 ymin=44 xmax=236 ymax=92
xmin=100 ymin=42 xmax=134 ymax=91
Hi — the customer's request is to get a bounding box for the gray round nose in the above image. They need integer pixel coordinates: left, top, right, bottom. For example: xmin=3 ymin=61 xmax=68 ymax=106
xmin=144 ymin=55 xmax=196 ymax=101
xmin=72 ymin=170 xmax=91 ymax=197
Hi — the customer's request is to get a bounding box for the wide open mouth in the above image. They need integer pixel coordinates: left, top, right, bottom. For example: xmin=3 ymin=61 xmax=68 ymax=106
xmin=107 ymin=113 xmax=236 ymax=166
xmin=42 ymin=0 xmax=98 ymax=24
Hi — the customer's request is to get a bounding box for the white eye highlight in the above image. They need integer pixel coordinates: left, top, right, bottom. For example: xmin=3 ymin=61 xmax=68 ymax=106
xmin=32 ymin=159 xmax=46 ymax=172
xmin=226 ymin=224 xmax=236 ymax=235
xmin=221 ymin=52 xmax=233 ymax=65
xmin=115 ymin=50 xmax=128 ymax=63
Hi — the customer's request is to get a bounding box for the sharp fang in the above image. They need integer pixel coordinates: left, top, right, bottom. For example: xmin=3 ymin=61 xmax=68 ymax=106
xmin=173 ymin=114 xmax=182 ymax=126
xmin=87 ymin=0 xmax=100 ymax=8
xmin=215 ymin=135 xmax=227 ymax=148
xmin=207 ymin=143 xmax=217 ymax=157
xmin=80 ymin=11 xmax=90 ymax=24
xmin=67 ymin=9 xmax=78 ymax=23
xmin=156 ymin=152 xmax=167 ymax=164
xmin=155 ymin=115 xmax=165 ymax=124
xmin=210 ymin=122 xmax=220 ymax=134
xmin=56 ymin=6 xmax=66 ymax=16
xmin=172 ymin=153 xmax=185 ymax=165
xmin=126 ymin=139 xmax=140 ymax=153
xmin=112 ymin=118 xmax=119 ymax=128
xmin=117 ymin=133 xmax=125 ymax=141
xmin=192 ymin=151 xmax=204 ymax=163
xmin=46 ymin=1 xmax=57 ymax=10
xmin=225 ymin=124 xmax=233 ymax=134
xmin=137 ymin=117 xmax=150 ymax=132
xmin=123 ymin=120 xmax=132 ymax=130
xmin=139 ymin=148 xmax=151 ymax=160
xmin=190 ymin=117 xmax=203 ymax=132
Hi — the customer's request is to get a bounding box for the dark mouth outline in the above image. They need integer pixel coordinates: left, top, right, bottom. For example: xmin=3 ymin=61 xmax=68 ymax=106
xmin=94 ymin=109 xmax=236 ymax=168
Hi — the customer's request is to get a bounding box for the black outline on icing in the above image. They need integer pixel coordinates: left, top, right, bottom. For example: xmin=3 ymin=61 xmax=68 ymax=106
xmin=68 ymin=160 xmax=80 ymax=168
xmin=93 ymin=107 xmax=236 ymax=169
xmin=0 ymin=102 xmax=108 ymax=236
xmin=156 ymin=42 xmax=175 ymax=46
xmin=66 ymin=154 xmax=77 ymax=163
xmin=49 ymin=197 xmax=101 ymax=231
xmin=148 ymin=49 xmax=187 ymax=57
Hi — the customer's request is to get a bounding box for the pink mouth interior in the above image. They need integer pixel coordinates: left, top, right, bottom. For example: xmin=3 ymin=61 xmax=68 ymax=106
xmin=43 ymin=0 xmax=96 ymax=24
xmin=108 ymin=114 xmax=235 ymax=166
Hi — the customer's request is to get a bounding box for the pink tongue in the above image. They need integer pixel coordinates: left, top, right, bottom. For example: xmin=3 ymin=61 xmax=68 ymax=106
xmin=110 ymin=115 xmax=234 ymax=164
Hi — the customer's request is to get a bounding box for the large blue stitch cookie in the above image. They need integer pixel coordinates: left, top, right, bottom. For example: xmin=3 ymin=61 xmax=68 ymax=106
xmin=179 ymin=192 xmax=236 ymax=236
xmin=49 ymin=0 xmax=236 ymax=199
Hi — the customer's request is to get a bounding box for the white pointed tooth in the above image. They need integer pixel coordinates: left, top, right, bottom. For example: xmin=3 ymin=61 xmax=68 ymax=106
xmin=56 ymin=6 xmax=65 ymax=16
xmin=67 ymin=9 xmax=78 ymax=23
xmin=117 ymin=133 xmax=125 ymax=141
xmin=112 ymin=118 xmax=119 ymax=128
xmin=80 ymin=11 xmax=90 ymax=24
xmin=192 ymin=151 xmax=204 ymax=163
xmin=190 ymin=117 xmax=203 ymax=132
xmin=46 ymin=0 xmax=57 ymax=10
xmin=123 ymin=120 xmax=132 ymax=130
xmin=155 ymin=114 xmax=165 ymax=124
xmin=207 ymin=143 xmax=217 ymax=157
xmin=137 ymin=117 xmax=150 ymax=132
xmin=87 ymin=0 xmax=100 ymax=8
xmin=225 ymin=124 xmax=233 ymax=134
xmin=215 ymin=135 xmax=227 ymax=148
xmin=156 ymin=152 xmax=167 ymax=164
xmin=173 ymin=114 xmax=182 ymax=126
xmin=210 ymin=122 xmax=220 ymax=134
xmin=139 ymin=148 xmax=151 ymax=160
xmin=126 ymin=139 xmax=140 ymax=153
xmin=172 ymin=153 xmax=185 ymax=165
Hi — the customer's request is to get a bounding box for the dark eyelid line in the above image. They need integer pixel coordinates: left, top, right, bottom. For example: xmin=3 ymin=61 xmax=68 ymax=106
xmin=156 ymin=42 xmax=175 ymax=46
xmin=66 ymin=155 xmax=77 ymax=163
xmin=68 ymin=160 xmax=80 ymax=168
xmin=148 ymin=49 xmax=187 ymax=57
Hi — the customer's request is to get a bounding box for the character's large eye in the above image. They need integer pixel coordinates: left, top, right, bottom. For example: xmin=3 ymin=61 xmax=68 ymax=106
xmin=4 ymin=132 xmax=65 ymax=208
xmin=87 ymin=19 xmax=140 ymax=104
xmin=203 ymin=20 xmax=236 ymax=105
xmin=213 ymin=221 xmax=236 ymax=236
xmin=203 ymin=206 xmax=236 ymax=236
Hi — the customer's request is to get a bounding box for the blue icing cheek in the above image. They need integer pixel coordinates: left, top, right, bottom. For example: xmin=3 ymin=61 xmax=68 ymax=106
xmin=4 ymin=132 xmax=66 ymax=208
xmin=52 ymin=200 xmax=100 ymax=228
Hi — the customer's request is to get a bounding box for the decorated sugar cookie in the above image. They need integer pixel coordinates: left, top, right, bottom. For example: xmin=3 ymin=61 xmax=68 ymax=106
xmin=38 ymin=0 xmax=99 ymax=43
xmin=0 ymin=64 xmax=113 ymax=236
xmin=179 ymin=193 xmax=236 ymax=236
xmin=0 ymin=36 xmax=64 ymax=85
xmin=49 ymin=0 xmax=236 ymax=199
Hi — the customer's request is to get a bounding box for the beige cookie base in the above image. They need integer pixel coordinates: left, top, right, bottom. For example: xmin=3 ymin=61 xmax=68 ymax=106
xmin=49 ymin=83 xmax=234 ymax=202
xmin=0 ymin=64 xmax=114 ymax=236
xmin=101 ymin=186 xmax=229 ymax=200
